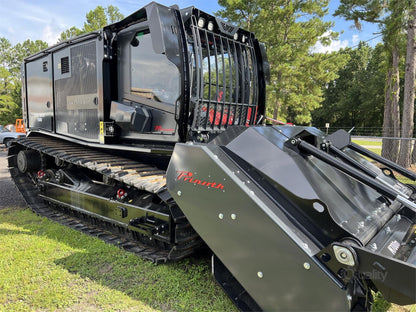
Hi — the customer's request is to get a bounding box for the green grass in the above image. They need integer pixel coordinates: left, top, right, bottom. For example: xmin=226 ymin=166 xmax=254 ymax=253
xmin=351 ymin=139 xmax=382 ymax=155
xmin=352 ymin=138 xmax=416 ymax=184
xmin=366 ymin=147 xmax=382 ymax=155
xmin=352 ymin=139 xmax=383 ymax=147
xmin=1 ymin=208 xmax=415 ymax=312
xmin=352 ymin=139 xmax=382 ymax=156
xmin=0 ymin=207 xmax=236 ymax=312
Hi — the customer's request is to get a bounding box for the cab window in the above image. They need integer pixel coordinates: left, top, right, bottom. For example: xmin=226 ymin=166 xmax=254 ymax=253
xmin=129 ymin=30 xmax=180 ymax=105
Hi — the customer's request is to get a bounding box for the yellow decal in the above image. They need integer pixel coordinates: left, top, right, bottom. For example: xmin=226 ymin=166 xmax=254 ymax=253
xmin=99 ymin=121 xmax=104 ymax=144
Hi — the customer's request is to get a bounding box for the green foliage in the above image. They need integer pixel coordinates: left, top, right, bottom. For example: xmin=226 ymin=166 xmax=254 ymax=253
xmin=11 ymin=40 xmax=48 ymax=73
xmin=0 ymin=37 xmax=12 ymax=68
xmin=312 ymin=42 xmax=386 ymax=128
xmin=106 ymin=5 xmax=125 ymax=24
xmin=334 ymin=0 xmax=386 ymax=29
xmin=359 ymin=43 xmax=389 ymax=126
xmin=59 ymin=5 xmax=124 ymax=41
xmin=83 ymin=6 xmax=111 ymax=33
xmin=216 ymin=0 xmax=348 ymax=124
xmin=216 ymin=0 xmax=261 ymax=31
xmin=372 ymin=292 xmax=391 ymax=312
xmin=335 ymin=0 xmax=416 ymax=166
xmin=58 ymin=26 xmax=83 ymax=42
xmin=0 ymin=95 xmax=19 ymax=125
xmin=0 ymin=207 xmax=236 ymax=312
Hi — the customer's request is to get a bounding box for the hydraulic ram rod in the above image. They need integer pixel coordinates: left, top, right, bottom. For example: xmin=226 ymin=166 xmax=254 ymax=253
xmin=349 ymin=142 xmax=416 ymax=181
xmin=328 ymin=144 xmax=379 ymax=178
xmin=295 ymin=139 xmax=416 ymax=212
xmin=328 ymin=145 xmax=410 ymax=199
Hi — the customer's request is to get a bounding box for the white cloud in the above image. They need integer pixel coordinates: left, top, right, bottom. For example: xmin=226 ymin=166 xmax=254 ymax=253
xmin=42 ymin=23 xmax=62 ymax=46
xmin=0 ymin=0 xmax=83 ymax=45
xmin=311 ymin=31 xmax=349 ymax=53
xmin=352 ymin=34 xmax=360 ymax=46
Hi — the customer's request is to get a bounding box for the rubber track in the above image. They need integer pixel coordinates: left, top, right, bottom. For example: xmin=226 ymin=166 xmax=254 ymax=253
xmin=8 ymin=137 xmax=201 ymax=263
xmin=14 ymin=136 xmax=166 ymax=194
xmin=9 ymin=164 xmax=183 ymax=263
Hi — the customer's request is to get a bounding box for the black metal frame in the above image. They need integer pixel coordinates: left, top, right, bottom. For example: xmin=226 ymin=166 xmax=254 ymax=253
xmin=289 ymin=138 xmax=416 ymax=211
xmin=188 ymin=17 xmax=259 ymax=133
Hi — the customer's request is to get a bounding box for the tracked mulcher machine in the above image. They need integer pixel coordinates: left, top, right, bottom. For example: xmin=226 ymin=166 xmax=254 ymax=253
xmin=8 ymin=2 xmax=416 ymax=311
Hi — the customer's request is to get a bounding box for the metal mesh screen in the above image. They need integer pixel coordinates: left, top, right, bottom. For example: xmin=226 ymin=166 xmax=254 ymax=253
xmin=55 ymin=41 xmax=99 ymax=140
xmin=188 ymin=20 xmax=259 ymax=132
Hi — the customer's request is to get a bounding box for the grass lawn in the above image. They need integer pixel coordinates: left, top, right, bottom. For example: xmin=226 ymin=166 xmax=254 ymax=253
xmin=351 ymin=138 xmax=416 ymax=185
xmin=1 ymin=207 xmax=415 ymax=312
xmin=352 ymin=139 xmax=383 ymax=147
xmin=351 ymin=138 xmax=382 ymax=155
xmin=0 ymin=207 xmax=236 ymax=312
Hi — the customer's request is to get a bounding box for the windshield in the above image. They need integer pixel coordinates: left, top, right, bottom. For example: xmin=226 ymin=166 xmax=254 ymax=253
xmin=118 ymin=27 xmax=180 ymax=105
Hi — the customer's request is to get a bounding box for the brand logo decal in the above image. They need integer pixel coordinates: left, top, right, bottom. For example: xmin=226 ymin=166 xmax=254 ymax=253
xmin=176 ymin=171 xmax=224 ymax=190
xmin=155 ymin=125 xmax=174 ymax=132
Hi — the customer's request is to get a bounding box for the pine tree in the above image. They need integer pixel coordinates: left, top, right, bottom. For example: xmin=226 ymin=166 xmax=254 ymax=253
xmin=398 ymin=5 xmax=416 ymax=167
xmin=216 ymin=0 xmax=348 ymax=124
xmin=59 ymin=6 xmax=124 ymax=42
xmin=335 ymin=0 xmax=406 ymax=162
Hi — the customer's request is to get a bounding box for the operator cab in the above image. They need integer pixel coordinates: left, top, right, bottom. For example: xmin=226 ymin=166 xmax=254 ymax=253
xmin=107 ymin=2 xmax=268 ymax=144
xmin=22 ymin=2 xmax=268 ymax=148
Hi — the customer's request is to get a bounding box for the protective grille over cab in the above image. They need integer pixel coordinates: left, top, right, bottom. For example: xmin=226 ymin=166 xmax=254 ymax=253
xmin=188 ymin=16 xmax=259 ymax=132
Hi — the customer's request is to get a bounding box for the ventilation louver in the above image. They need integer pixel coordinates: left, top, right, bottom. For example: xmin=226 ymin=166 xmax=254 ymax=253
xmin=61 ymin=56 xmax=69 ymax=74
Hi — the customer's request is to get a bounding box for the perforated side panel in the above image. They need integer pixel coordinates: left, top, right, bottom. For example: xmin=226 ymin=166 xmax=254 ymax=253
xmin=55 ymin=41 xmax=99 ymax=141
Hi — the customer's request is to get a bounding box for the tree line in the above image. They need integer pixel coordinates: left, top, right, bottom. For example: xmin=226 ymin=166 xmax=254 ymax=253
xmin=333 ymin=0 xmax=416 ymax=168
xmin=1 ymin=1 xmax=415 ymax=167
xmin=312 ymin=42 xmax=386 ymax=133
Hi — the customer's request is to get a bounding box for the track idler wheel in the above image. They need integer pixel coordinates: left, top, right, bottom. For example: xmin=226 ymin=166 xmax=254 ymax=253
xmin=17 ymin=150 xmax=42 ymax=173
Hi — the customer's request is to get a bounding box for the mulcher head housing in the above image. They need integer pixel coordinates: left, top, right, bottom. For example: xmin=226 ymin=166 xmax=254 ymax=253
xmin=167 ymin=126 xmax=416 ymax=311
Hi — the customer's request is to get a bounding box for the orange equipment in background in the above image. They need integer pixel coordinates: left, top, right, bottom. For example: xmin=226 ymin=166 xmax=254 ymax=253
xmin=15 ymin=119 xmax=25 ymax=133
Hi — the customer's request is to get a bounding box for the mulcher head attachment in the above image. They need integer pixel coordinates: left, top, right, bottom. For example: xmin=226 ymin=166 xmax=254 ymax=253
xmin=167 ymin=125 xmax=416 ymax=311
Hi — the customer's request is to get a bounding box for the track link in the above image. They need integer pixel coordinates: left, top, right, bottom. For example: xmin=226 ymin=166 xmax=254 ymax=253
xmin=11 ymin=135 xmax=166 ymax=193
xmin=8 ymin=135 xmax=204 ymax=263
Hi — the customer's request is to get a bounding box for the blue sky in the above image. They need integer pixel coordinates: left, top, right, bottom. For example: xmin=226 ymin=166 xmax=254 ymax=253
xmin=0 ymin=0 xmax=381 ymax=51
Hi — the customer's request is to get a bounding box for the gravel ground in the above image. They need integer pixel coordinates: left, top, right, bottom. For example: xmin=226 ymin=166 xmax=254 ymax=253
xmin=0 ymin=145 xmax=26 ymax=209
